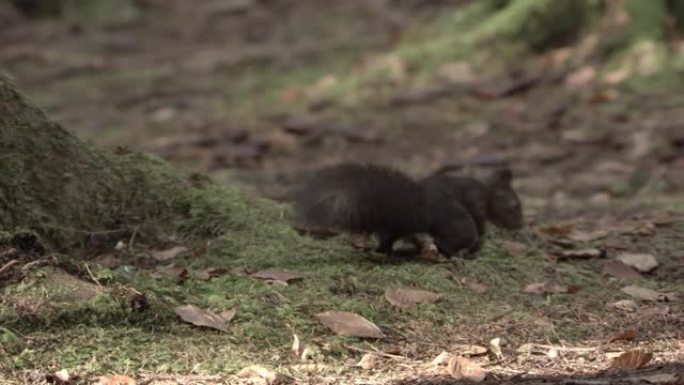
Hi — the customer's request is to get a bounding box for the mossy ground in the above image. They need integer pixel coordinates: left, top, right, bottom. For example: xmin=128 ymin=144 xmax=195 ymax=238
xmin=1 ymin=1 xmax=684 ymax=384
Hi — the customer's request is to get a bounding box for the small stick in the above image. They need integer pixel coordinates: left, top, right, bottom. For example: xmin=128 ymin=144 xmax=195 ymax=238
xmin=84 ymin=263 xmax=103 ymax=288
xmin=345 ymin=345 xmax=408 ymax=360
xmin=0 ymin=259 xmax=19 ymax=275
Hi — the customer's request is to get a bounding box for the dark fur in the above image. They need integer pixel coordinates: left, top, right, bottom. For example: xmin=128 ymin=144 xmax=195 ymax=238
xmin=421 ymin=168 xmax=524 ymax=238
xmin=292 ymin=164 xmax=479 ymax=257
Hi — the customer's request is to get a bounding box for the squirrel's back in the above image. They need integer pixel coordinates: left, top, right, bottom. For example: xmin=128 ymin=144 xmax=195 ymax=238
xmin=293 ymin=164 xmax=428 ymax=236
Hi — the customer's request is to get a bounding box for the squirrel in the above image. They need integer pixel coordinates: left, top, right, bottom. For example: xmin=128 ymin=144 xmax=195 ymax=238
xmin=291 ymin=163 xmax=481 ymax=258
xmin=420 ymin=168 xmax=524 ymax=239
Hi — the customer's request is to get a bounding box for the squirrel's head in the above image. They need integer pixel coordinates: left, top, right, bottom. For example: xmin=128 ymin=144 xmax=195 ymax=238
xmin=485 ymin=168 xmax=524 ymax=230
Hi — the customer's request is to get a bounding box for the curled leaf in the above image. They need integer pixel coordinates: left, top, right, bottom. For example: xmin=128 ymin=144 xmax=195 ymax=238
xmin=174 ymin=304 xmax=229 ymax=332
xmin=384 ymin=286 xmax=441 ymax=308
xmin=315 ymin=310 xmax=385 ymax=339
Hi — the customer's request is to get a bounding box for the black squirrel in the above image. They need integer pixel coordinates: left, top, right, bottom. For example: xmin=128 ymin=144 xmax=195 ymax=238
xmin=420 ymin=168 xmax=524 ymax=238
xmin=292 ymin=164 xmax=482 ymax=258
xmin=292 ymin=163 xmax=524 ymax=257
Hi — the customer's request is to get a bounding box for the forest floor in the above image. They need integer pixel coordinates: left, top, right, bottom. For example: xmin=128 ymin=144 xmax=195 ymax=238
xmin=0 ymin=1 xmax=683 ymax=384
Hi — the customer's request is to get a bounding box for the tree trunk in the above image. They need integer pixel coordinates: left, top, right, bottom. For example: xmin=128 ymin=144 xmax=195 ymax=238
xmin=0 ymin=73 xmax=187 ymax=251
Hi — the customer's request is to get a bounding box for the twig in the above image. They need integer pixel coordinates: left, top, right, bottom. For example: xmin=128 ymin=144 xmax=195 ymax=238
xmin=83 ymin=263 xmax=103 ymax=288
xmin=0 ymin=259 xmax=20 ymax=275
xmin=345 ymin=345 xmax=408 ymax=360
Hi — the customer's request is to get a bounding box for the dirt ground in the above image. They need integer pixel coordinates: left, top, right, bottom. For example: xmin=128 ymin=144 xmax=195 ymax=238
xmin=1 ymin=1 xmax=683 ymax=384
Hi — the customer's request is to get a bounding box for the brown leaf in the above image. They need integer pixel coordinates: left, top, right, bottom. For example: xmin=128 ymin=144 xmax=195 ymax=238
xmin=446 ymin=356 xmax=486 ymax=382
xmin=616 ymin=253 xmax=659 ymax=272
xmin=151 ymin=246 xmax=187 ymax=261
xmin=553 ymin=248 xmax=605 ymax=261
xmin=174 ymin=304 xmax=229 ymax=332
xmin=524 ymin=282 xmax=580 ymax=295
xmin=219 ymin=308 xmax=236 ymax=323
xmin=384 ymin=286 xmax=442 ymax=308
xmin=609 ymin=299 xmax=638 ymax=312
xmin=155 ymin=265 xmax=188 ymax=283
xmin=431 ymin=351 xmax=453 ymax=366
xmin=453 ymin=344 xmax=488 ymax=357
xmin=94 ymin=375 xmax=137 ymax=385
xmin=349 ymin=233 xmax=373 ymax=250
xmin=250 ymin=269 xmax=305 ymax=283
xmin=638 ymin=373 xmax=679 ymax=384
xmin=566 ymin=229 xmax=610 ymax=242
xmin=621 ymin=285 xmax=675 ymax=302
xmin=611 ymin=350 xmax=653 ymax=370
xmin=355 ymin=353 xmax=379 ymax=370
xmin=602 ymin=260 xmax=641 ymax=279
xmin=237 ymin=366 xmax=283 ymax=385
xmin=539 ymin=222 xmax=575 ymax=237
xmin=437 ymin=61 xmax=476 ymax=84
xmin=608 ymin=329 xmax=638 ymax=342
xmin=315 ymin=310 xmax=385 ymax=339
xmin=191 ymin=267 xmax=228 ymax=281
xmin=460 ymin=277 xmax=488 ymax=294
xmin=640 ymin=306 xmax=670 ymax=317
xmin=500 ymin=240 xmax=528 ymax=257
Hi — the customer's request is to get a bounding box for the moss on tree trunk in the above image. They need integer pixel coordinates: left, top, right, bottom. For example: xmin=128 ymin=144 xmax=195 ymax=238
xmin=0 ymin=73 xmax=188 ymax=251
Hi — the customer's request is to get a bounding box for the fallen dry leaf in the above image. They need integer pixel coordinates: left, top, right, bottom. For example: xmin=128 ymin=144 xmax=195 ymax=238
xmin=489 ymin=338 xmax=503 ymax=360
xmin=384 ymin=286 xmax=441 ymax=309
xmin=151 ymin=246 xmax=187 ymax=261
xmin=219 ymin=308 xmax=236 ymax=323
xmin=355 ymin=353 xmax=379 ymax=370
xmin=540 ymin=222 xmax=575 ymax=237
xmin=616 ymin=253 xmax=659 ymax=272
xmin=608 ymin=329 xmax=638 ymax=342
xmin=611 ymin=350 xmax=653 ymax=370
xmin=638 ymin=373 xmax=678 ymax=384
xmin=524 ymin=282 xmax=580 ymax=295
xmin=552 ymin=248 xmax=605 ymax=261
xmin=431 ymin=351 xmax=452 ymax=366
xmin=500 ymin=240 xmax=528 ymax=257
xmin=95 ymin=375 xmax=137 ymax=385
xmin=315 ymin=310 xmax=385 ymax=339
xmin=237 ymin=365 xmax=283 ymax=385
xmin=641 ymin=305 xmax=670 ymax=317
xmin=460 ymin=277 xmax=488 ymax=294
xmin=566 ymin=229 xmax=610 ymax=242
xmin=602 ymin=260 xmax=641 ymax=279
xmin=446 ymin=356 xmax=486 ymax=382
xmin=174 ymin=304 xmax=229 ymax=332
xmin=453 ymin=344 xmax=488 ymax=357
xmin=46 ymin=369 xmax=74 ymax=385
xmin=250 ymin=269 xmax=305 ymax=283
xmin=155 ymin=264 xmax=188 ymax=283
xmin=292 ymin=334 xmax=302 ymax=358
xmin=191 ymin=267 xmax=228 ymax=281
xmin=621 ymin=285 xmax=676 ymax=302
xmin=437 ymin=61 xmax=476 ymax=84
xmin=609 ymin=299 xmax=638 ymax=311
xmin=349 ymin=233 xmax=373 ymax=250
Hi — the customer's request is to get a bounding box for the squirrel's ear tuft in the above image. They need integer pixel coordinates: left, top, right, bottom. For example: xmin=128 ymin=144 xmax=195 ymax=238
xmin=490 ymin=168 xmax=513 ymax=186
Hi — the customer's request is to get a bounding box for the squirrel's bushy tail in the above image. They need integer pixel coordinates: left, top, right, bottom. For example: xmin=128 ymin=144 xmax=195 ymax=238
xmin=292 ymin=163 xmax=426 ymax=235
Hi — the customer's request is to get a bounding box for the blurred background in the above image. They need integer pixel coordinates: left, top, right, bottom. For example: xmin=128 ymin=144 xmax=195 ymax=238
xmin=2 ymin=0 xmax=684 ymax=220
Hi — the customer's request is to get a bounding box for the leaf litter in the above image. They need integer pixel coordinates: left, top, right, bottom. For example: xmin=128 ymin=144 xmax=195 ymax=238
xmin=315 ymin=310 xmax=385 ymax=339
xmin=384 ymin=286 xmax=441 ymax=308
xmin=616 ymin=252 xmax=659 ymax=272
xmin=174 ymin=304 xmax=233 ymax=332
